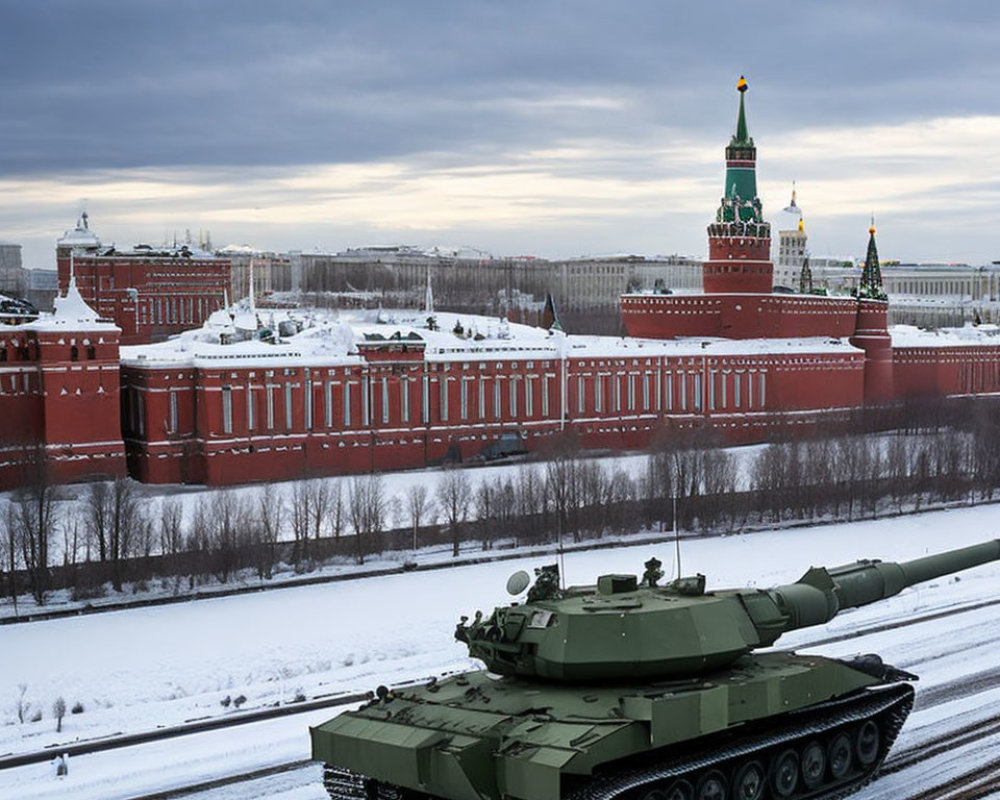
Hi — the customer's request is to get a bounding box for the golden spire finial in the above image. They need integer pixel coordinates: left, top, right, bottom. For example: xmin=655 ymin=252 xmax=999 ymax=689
xmin=737 ymin=75 xmax=748 ymax=93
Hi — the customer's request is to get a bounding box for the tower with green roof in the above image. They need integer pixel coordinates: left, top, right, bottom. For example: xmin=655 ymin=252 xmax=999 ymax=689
xmin=703 ymin=77 xmax=774 ymax=294
xmin=855 ymin=220 xmax=887 ymax=301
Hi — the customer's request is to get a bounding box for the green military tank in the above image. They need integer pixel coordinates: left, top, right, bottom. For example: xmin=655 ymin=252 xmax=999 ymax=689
xmin=311 ymin=539 xmax=1000 ymax=800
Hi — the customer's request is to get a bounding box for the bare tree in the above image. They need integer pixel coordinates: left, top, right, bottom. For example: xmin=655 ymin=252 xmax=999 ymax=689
xmin=159 ymin=497 xmax=185 ymax=572
xmin=289 ymin=481 xmax=311 ymax=565
xmin=85 ymin=478 xmax=140 ymax=591
xmin=545 ymin=452 xmax=579 ymax=544
xmin=306 ymin=479 xmax=332 ymax=541
xmin=473 ymin=480 xmax=496 ymax=550
xmin=1 ymin=504 xmax=16 ymax=612
xmin=404 ymin=484 xmax=432 ymax=552
xmin=437 ymin=467 xmax=472 ymax=557
xmin=53 ymin=697 xmax=66 ymax=733
xmin=12 ymin=473 xmax=57 ymax=605
xmin=206 ymin=490 xmax=247 ymax=583
xmin=253 ymin=483 xmax=284 ymax=579
xmin=348 ymin=474 xmax=387 ymax=564
xmin=328 ymin=481 xmax=345 ymax=540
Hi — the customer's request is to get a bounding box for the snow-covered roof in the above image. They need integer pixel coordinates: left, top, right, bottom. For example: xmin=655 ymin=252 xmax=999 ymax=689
xmin=891 ymin=323 xmax=1000 ymax=348
xmin=58 ymin=220 xmax=101 ymax=249
xmin=119 ymin=299 xmax=870 ymax=372
xmin=21 ymin=278 xmax=118 ymax=332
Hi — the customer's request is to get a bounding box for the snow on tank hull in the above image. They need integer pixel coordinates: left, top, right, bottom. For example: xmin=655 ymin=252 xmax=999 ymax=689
xmin=310 ymin=652 xmax=914 ymax=800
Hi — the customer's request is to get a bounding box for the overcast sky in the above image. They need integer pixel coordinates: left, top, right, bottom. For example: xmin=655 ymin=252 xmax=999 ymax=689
xmin=2 ymin=0 xmax=999 ymax=269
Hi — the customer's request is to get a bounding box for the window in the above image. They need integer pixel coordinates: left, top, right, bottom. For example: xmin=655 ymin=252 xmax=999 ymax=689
xmin=460 ymin=378 xmax=469 ymax=420
xmin=642 ymin=374 xmax=650 ymax=411
xmin=358 ymin=378 xmax=369 ymax=426
xmin=247 ymin=385 xmax=255 ymax=430
xmin=285 ymin=383 xmax=293 ymax=429
xmin=266 ymin=384 xmax=275 ymax=429
xmin=325 ymin=382 xmax=333 ymax=427
xmin=222 ymin=386 xmax=233 ymax=434
xmin=735 ymin=372 xmax=742 ymax=408
xmin=382 ymin=376 xmax=390 ymax=424
xmin=169 ymin=389 xmax=179 ymax=433
xmin=759 ymin=372 xmax=766 ymax=407
xmin=422 ymin=376 xmax=430 ymax=424
xmin=494 ymin=379 xmax=501 ymax=419
xmin=401 ymin=376 xmax=410 ymax=423
xmin=509 ymin=377 xmax=518 ymax=417
xmin=595 ymin=375 xmax=603 ymax=413
xmin=577 ymin=376 xmax=585 ymax=413
xmin=344 ymin=382 xmax=352 ymax=426
xmin=680 ymin=373 xmax=687 ymax=411
xmin=305 ymin=379 xmax=314 ymax=429
xmin=541 ymin=376 xmax=550 ymax=417
xmin=478 ymin=377 xmax=486 ymax=419
xmin=525 ymin=376 xmax=534 ymax=417
xmin=441 ymin=377 xmax=450 ymax=421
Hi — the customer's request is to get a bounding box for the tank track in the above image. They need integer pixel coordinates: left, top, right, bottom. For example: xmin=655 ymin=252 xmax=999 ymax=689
xmin=322 ymin=682 xmax=914 ymax=800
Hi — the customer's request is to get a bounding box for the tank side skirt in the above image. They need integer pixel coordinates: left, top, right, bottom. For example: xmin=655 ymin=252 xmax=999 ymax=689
xmin=564 ymin=682 xmax=914 ymax=800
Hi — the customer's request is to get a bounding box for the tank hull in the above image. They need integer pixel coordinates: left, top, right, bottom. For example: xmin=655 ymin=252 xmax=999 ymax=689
xmin=310 ymin=652 xmax=914 ymax=800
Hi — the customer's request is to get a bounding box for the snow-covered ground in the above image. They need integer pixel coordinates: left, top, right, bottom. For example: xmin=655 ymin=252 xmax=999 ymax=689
xmin=3 ymin=504 xmax=1000 ymax=799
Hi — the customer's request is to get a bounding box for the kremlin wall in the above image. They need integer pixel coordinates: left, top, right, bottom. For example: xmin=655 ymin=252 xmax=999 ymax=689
xmin=3 ymin=79 xmax=1000 ymax=490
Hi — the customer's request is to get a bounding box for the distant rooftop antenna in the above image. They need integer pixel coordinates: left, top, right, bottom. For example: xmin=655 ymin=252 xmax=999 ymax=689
xmin=248 ymin=258 xmax=257 ymax=317
xmin=424 ymin=265 xmax=434 ymax=314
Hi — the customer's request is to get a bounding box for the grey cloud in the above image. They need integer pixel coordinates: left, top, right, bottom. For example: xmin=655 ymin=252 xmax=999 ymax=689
xmin=2 ymin=1 xmax=999 ymax=176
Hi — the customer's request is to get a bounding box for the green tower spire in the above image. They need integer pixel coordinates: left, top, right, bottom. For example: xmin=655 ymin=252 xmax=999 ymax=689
xmin=856 ymin=219 xmax=887 ymax=300
xmin=732 ymin=76 xmax=753 ymax=147
xmin=716 ymin=76 xmax=764 ymax=228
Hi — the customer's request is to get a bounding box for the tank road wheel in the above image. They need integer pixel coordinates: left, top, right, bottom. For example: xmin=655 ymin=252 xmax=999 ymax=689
xmin=695 ymin=769 xmax=728 ymax=800
xmin=662 ymin=779 xmax=694 ymax=800
xmin=801 ymin=740 xmax=826 ymax=789
xmin=731 ymin=761 xmax=765 ymax=800
xmin=827 ymin=732 xmax=853 ymax=780
xmin=770 ymin=749 xmax=800 ymax=798
xmin=855 ymin=720 xmax=880 ymax=766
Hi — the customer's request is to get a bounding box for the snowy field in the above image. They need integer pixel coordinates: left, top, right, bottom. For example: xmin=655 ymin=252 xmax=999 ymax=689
xmin=2 ymin=504 xmax=1000 ymax=799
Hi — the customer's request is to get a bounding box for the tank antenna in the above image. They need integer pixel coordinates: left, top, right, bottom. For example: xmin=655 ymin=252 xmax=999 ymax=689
xmin=673 ymin=496 xmax=682 ymax=579
xmin=557 ymin=509 xmax=566 ymax=590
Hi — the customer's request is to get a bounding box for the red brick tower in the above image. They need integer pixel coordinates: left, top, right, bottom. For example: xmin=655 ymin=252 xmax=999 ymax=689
xmin=35 ymin=277 xmax=127 ymax=482
xmin=849 ymin=222 xmax=894 ymax=402
xmin=703 ymin=77 xmax=773 ymax=294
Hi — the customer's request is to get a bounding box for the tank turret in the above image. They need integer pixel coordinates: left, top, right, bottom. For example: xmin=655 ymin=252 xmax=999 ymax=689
xmin=456 ymin=540 xmax=1000 ymax=680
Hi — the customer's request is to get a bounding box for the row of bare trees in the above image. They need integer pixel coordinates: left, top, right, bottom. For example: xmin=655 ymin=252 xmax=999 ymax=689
xmin=5 ymin=397 xmax=1000 ymax=607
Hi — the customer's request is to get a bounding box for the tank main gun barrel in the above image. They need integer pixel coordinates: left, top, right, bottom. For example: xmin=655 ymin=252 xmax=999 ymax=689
xmin=766 ymin=540 xmax=1000 ymax=635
